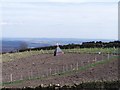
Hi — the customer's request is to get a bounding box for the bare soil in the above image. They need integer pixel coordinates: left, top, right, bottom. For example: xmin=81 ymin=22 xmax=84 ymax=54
xmin=2 ymin=53 xmax=118 ymax=88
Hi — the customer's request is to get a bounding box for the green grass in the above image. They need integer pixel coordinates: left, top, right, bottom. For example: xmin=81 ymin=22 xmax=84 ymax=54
xmin=2 ymin=48 xmax=119 ymax=62
xmin=63 ymin=48 xmax=119 ymax=54
xmin=2 ymin=50 xmax=54 ymax=62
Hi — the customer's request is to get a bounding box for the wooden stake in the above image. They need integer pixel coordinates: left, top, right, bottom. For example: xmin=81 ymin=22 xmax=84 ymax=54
xmin=76 ymin=62 xmax=79 ymax=70
xmin=20 ymin=74 xmax=23 ymax=80
xmin=31 ymin=70 xmax=33 ymax=78
xmin=54 ymin=69 xmax=57 ymax=75
xmin=49 ymin=68 xmax=52 ymax=75
xmin=70 ymin=65 xmax=73 ymax=70
xmin=57 ymin=68 xmax=59 ymax=74
xmin=28 ymin=72 xmax=30 ymax=79
xmin=10 ymin=74 xmax=13 ymax=82
xmin=107 ymin=53 xmax=110 ymax=60
xmin=95 ymin=56 xmax=97 ymax=61
xmin=63 ymin=66 xmax=65 ymax=72
xmin=66 ymin=65 xmax=68 ymax=71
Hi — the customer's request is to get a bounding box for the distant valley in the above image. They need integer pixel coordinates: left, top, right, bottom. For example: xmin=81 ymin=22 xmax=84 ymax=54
xmin=1 ymin=38 xmax=114 ymax=53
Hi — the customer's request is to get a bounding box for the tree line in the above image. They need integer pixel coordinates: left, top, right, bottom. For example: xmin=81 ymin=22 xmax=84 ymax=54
xmin=18 ymin=41 xmax=120 ymax=52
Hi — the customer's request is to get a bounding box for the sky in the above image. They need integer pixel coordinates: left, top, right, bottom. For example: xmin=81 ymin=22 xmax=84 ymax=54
xmin=1 ymin=0 xmax=119 ymax=40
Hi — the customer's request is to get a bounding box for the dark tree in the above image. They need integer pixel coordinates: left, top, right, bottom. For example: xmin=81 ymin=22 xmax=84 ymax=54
xmin=19 ymin=42 xmax=28 ymax=50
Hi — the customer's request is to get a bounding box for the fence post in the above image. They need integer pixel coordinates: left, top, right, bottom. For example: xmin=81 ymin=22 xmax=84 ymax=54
xmin=45 ymin=70 xmax=47 ymax=77
xmin=54 ymin=69 xmax=57 ymax=75
xmin=57 ymin=67 xmax=59 ymax=74
xmin=76 ymin=62 xmax=79 ymax=70
xmin=10 ymin=74 xmax=13 ymax=82
xmin=70 ymin=65 xmax=73 ymax=70
xmin=20 ymin=74 xmax=23 ymax=80
xmin=49 ymin=68 xmax=52 ymax=75
xmin=31 ymin=70 xmax=33 ymax=78
xmin=66 ymin=65 xmax=68 ymax=71
xmin=28 ymin=71 xmax=30 ymax=79
xmin=107 ymin=53 xmax=110 ymax=60
xmin=95 ymin=56 xmax=97 ymax=61
xmin=63 ymin=66 xmax=65 ymax=73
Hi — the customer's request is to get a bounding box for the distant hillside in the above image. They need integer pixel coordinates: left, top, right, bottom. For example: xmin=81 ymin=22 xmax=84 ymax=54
xmin=18 ymin=41 xmax=120 ymax=52
xmin=1 ymin=38 xmax=118 ymax=53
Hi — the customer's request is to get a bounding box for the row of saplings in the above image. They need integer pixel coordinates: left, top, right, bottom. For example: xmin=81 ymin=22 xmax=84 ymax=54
xmin=2 ymin=80 xmax=120 ymax=90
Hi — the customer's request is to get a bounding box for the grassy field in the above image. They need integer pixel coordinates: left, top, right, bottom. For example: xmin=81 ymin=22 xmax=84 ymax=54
xmin=2 ymin=48 xmax=119 ymax=62
xmin=63 ymin=48 xmax=119 ymax=54
xmin=2 ymin=48 xmax=119 ymax=88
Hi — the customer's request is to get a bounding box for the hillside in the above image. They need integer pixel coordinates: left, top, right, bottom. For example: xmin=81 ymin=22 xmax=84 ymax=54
xmin=2 ymin=48 xmax=119 ymax=88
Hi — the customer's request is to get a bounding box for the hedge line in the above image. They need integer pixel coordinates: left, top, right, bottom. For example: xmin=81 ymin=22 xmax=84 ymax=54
xmin=1 ymin=80 xmax=120 ymax=90
xmin=18 ymin=41 xmax=120 ymax=52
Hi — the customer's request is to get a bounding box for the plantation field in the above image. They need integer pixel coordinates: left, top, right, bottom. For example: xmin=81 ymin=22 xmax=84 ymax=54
xmin=1 ymin=48 xmax=119 ymax=88
xmin=2 ymin=48 xmax=119 ymax=62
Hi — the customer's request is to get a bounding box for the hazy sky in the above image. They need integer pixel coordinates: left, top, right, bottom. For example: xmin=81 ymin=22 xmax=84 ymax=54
xmin=1 ymin=0 xmax=119 ymax=39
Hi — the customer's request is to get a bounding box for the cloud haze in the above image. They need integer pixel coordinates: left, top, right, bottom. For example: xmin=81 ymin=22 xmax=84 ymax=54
xmin=1 ymin=0 xmax=118 ymax=39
